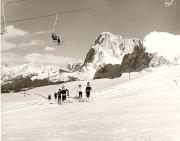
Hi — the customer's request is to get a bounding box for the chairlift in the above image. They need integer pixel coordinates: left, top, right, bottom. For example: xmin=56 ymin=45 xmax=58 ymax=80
xmin=164 ymin=0 xmax=176 ymax=7
xmin=51 ymin=14 xmax=64 ymax=46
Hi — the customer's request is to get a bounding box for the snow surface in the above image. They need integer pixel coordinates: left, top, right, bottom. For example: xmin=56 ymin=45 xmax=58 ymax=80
xmin=1 ymin=65 xmax=180 ymax=141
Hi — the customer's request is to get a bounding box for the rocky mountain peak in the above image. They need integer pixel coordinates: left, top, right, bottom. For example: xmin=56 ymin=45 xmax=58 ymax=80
xmin=81 ymin=32 xmax=142 ymax=78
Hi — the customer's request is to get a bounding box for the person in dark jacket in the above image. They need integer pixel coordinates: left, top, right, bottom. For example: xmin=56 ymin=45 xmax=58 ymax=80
xmin=54 ymin=92 xmax=58 ymax=100
xmin=60 ymin=85 xmax=69 ymax=104
xmin=51 ymin=33 xmax=58 ymax=42
xmin=48 ymin=94 xmax=51 ymax=101
xmin=85 ymin=82 xmax=92 ymax=101
xmin=57 ymin=89 xmax=62 ymax=104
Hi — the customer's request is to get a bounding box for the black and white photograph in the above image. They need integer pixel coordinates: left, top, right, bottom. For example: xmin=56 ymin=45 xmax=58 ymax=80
xmin=1 ymin=0 xmax=180 ymax=140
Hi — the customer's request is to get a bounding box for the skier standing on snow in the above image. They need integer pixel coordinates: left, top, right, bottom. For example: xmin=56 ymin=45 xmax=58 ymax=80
xmin=48 ymin=94 xmax=51 ymax=101
xmin=77 ymin=85 xmax=83 ymax=100
xmin=85 ymin=82 xmax=92 ymax=101
xmin=57 ymin=89 xmax=62 ymax=104
xmin=60 ymin=85 xmax=69 ymax=104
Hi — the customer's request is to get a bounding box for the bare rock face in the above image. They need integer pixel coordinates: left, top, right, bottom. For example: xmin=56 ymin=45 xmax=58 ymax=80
xmin=66 ymin=63 xmax=82 ymax=72
xmin=94 ymin=64 xmax=122 ymax=79
xmin=149 ymin=55 xmax=169 ymax=67
xmin=94 ymin=42 xmax=151 ymax=79
xmin=120 ymin=42 xmax=153 ymax=73
xmin=83 ymin=48 xmax=96 ymax=66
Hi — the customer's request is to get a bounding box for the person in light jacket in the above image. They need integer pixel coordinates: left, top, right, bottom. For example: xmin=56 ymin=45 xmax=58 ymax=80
xmin=77 ymin=85 xmax=83 ymax=99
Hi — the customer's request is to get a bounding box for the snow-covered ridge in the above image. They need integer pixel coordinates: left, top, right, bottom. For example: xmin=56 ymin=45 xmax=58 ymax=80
xmin=1 ymin=64 xmax=70 ymax=84
xmin=84 ymin=32 xmax=141 ymax=65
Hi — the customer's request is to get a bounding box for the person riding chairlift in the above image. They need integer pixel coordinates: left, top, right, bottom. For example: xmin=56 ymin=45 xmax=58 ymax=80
xmin=51 ymin=33 xmax=62 ymax=45
xmin=57 ymin=36 xmax=62 ymax=45
xmin=51 ymin=33 xmax=58 ymax=42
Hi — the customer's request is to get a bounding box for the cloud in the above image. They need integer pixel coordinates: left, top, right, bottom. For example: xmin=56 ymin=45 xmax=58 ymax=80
xmin=44 ymin=46 xmax=55 ymax=51
xmin=34 ymin=31 xmax=45 ymax=35
xmin=1 ymin=40 xmax=17 ymax=51
xmin=2 ymin=25 xmax=45 ymax=51
xmin=1 ymin=53 xmax=23 ymax=65
xmin=1 ymin=39 xmax=44 ymax=51
xmin=24 ymin=53 xmax=82 ymax=66
xmin=18 ymin=39 xmax=44 ymax=48
xmin=1 ymin=25 xmax=29 ymax=51
xmin=2 ymin=52 xmax=82 ymax=67
xmin=144 ymin=31 xmax=180 ymax=63
xmin=33 ymin=30 xmax=49 ymax=35
xmin=3 ymin=25 xmax=28 ymax=39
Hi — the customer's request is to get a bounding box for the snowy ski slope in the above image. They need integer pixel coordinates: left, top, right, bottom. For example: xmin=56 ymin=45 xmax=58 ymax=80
xmin=1 ymin=65 xmax=180 ymax=141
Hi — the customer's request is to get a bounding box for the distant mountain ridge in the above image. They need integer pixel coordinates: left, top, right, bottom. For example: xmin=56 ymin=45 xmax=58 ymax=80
xmin=1 ymin=63 xmax=80 ymax=93
xmin=2 ymin=31 xmax=177 ymax=93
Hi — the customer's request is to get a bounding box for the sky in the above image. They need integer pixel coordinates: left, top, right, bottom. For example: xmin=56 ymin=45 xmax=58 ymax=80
xmin=1 ymin=0 xmax=180 ymax=67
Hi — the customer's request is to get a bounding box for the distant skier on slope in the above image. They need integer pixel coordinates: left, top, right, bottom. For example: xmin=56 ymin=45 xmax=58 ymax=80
xmin=57 ymin=89 xmax=62 ymax=104
xmin=48 ymin=94 xmax=51 ymax=101
xmin=85 ymin=82 xmax=92 ymax=101
xmin=48 ymin=94 xmax=55 ymax=104
xmin=54 ymin=92 xmax=58 ymax=100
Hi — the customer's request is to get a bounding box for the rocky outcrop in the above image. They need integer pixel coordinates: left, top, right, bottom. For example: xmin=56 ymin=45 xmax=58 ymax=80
xmin=94 ymin=42 xmax=169 ymax=79
xmin=94 ymin=64 xmax=122 ymax=79
xmin=94 ymin=42 xmax=150 ymax=79
xmin=67 ymin=63 xmax=82 ymax=72
xmin=120 ymin=42 xmax=153 ymax=73
xmin=149 ymin=55 xmax=169 ymax=67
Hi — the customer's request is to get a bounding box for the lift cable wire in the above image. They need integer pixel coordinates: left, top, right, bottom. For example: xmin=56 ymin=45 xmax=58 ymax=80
xmin=1 ymin=0 xmax=7 ymax=29
xmin=0 ymin=0 xmax=26 ymax=5
xmin=2 ymin=13 xmax=56 ymax=24
xmin=51 ymin=14 xmax=58 ymax=33
xmin=2 ymin=0 xmax=127 ymax=24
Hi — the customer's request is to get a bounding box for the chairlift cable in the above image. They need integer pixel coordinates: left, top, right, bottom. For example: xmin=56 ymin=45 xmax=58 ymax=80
xmin=1 ymin=0 xmax=7 ymax=29
xmin=2 ymin=13 xmax=55 ymax=24
xmin=51 ymin=14 xmax=58 ymax=34
xmin=0 ymin=0 xmax=26 ymax=5
xmin=2 ymin=0 xmax=128 ymax=24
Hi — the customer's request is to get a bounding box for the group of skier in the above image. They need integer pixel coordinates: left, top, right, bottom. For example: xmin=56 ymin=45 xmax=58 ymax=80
xmin=56 ymin=85 xmax=69 ymax=104
xmin=49 ymin=82 xmax=92 ymax=105
xmin=77 ymin=82 xmax=92 ymax=101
